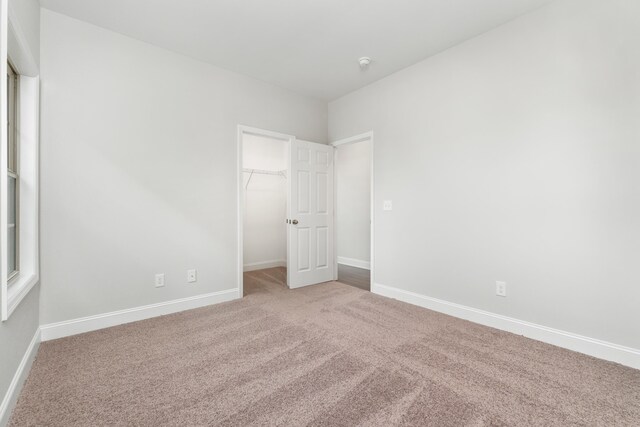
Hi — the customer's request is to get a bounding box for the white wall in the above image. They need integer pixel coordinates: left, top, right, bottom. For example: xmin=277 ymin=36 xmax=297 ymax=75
xmin=0 ymin=0 xmax=40 ymax=422
xmin=243 ymin=134 xmax=287 ymax=270
xmin=329 ymin=0 xmax=640 ymax=350
xmin=336 ymin=141 xmax=370 ymax=266
xmin=7 ymin=0 xmax=39 ymax=69
xmin=0 ymin=286 xmax=39 ymax=424
xmin=39 ymin=10 xmax=327 ymax=325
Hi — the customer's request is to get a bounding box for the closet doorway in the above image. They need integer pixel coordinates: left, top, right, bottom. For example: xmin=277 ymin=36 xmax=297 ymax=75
xmin=237 ymin=126 xmax=335 ymax=297
xmin=332 ymin=132 xmax=374 ymax=292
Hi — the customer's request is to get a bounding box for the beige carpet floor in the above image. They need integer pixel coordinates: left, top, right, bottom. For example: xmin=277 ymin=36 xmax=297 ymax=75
xmin=10 ymin=267 xmax=640 ymax=426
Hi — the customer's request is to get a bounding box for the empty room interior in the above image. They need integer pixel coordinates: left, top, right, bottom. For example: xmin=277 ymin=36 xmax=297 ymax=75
xmin=1 ymin=0 xmax=639 ymax=425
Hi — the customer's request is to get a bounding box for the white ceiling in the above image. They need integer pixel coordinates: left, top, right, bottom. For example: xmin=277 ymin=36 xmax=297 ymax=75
xmin=39 ymin=0 xmax=554 ymax=101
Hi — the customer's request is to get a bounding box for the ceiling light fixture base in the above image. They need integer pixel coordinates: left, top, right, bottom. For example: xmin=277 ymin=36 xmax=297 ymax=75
xmin=358 ymin=57 xmax=371 ymax=69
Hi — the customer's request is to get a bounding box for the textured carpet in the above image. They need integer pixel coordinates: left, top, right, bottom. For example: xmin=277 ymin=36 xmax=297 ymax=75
xmin=10 ymin=267 xmax=640 ymax=426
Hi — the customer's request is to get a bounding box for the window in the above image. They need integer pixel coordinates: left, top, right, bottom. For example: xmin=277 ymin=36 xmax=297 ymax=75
xmin=2 ymin=15 xmax=40 ymax=321
xmin=7 ymin=62 xmax=19 ymax=281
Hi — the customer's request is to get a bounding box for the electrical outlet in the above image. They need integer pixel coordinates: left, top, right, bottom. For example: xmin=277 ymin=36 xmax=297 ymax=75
xmin=383 ymin=200 xmax=393 ymax=211
xmin=496 ymin=281 xmax=507 ymax=297
xmin=155 ymin=273 xmax=165 ymax=288
xmin=187 ymin=269 xmax=197 ymax=283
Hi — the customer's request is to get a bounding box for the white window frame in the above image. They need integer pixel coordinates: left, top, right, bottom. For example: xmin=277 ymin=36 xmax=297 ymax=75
xmin=1 ymin=1 xmax=40 ymax=321
xmin=7 ymin=60 xmax=18 ymax=281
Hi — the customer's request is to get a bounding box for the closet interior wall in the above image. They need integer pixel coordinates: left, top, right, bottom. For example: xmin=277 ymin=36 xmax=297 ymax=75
xmin=242 ymin=134 xmax=288 ymax=271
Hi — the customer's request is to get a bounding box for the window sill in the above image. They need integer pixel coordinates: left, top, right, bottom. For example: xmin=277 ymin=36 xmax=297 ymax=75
xmin=6 ymin=272 xmax=38 ymax=319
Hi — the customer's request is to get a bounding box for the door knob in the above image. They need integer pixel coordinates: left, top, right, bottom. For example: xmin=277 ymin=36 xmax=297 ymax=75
xmin=292 ymin=219 xmax=299 ymax=225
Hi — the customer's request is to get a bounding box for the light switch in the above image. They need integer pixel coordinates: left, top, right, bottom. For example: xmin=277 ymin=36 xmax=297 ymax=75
xmin=383 ymin=200 xmax=393 ymax=211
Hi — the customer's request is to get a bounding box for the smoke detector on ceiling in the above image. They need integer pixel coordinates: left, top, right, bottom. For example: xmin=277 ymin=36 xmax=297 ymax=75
xmin=358 ymin=57 xmax=371 ymax=70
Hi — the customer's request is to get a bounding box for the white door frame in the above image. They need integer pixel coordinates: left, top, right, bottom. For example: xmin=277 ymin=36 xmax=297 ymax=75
xmin=331 ymin=131 xmax=375 ymax=289
xmin=237 ymin=125 xmax=295 ymax=298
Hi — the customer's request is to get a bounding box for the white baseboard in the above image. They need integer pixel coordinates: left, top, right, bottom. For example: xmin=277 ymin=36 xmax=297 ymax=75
xmin=243 ymin=260 xmax=286 ymax=272
xmin=40 ymin=288 xmax=240 ymax=341
xmin=372 ymin=283 xmax=640 ymax=370
xmin=337 ymin=256 xmax=370 ymax=270
xmin=0 ymin=328 xmax=40 ymax=427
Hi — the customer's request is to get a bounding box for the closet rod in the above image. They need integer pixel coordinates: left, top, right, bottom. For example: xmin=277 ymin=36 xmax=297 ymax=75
xmin=243 ymin=168 xmax=287 ymax=189
xmin=242 ymin=168 xmax=286 ymax=176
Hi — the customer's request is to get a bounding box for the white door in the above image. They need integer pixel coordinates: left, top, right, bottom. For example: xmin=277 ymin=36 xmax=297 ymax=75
xmin=287 ymin=140 xmax=334 ymax=288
